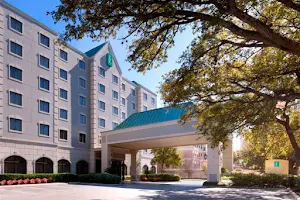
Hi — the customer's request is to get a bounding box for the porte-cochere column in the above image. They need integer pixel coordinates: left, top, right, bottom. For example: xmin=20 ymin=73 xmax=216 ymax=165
xmin=207 ymin=143 xmax=223 ymax=182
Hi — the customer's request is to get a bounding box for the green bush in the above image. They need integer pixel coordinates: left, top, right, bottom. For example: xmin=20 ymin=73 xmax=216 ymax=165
xmin=0 ymin=174 xmax=78 ymax=182
xmin=140 ymin=173 xmax=180 ymax=182
xmin=78 ymin=173 xmax=121 ymax=184
xmin=231 ymin=173 xmax=298 ymax=188
xmin=221 ymin=167 xmax=228 ymax=174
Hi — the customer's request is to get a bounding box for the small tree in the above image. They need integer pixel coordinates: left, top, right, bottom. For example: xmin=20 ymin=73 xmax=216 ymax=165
xmin=151 ymin=148 xmax=183 ymax=172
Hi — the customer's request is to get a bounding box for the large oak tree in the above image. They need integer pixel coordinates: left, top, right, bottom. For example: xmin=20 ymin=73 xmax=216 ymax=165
xmin=50 ymin=0 xmax=300 ymax=161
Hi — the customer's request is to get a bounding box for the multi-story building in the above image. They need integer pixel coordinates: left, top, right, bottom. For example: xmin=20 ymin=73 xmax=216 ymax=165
xmin=0 ymin=1 xmax=157 ymax=174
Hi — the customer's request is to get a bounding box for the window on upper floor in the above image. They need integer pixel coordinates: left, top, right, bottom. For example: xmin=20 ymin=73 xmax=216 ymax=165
xmin=10 ymin=17 xmax=22 ymax=33
xmin=79 ymin=95 xmax=87 ymax=106
xmin=112 ymin=122 xmax=119 ymax=129
xmin=112 ymin=75 xmax=119 ymax=84
xmin=39 ymin=100 xmax=50 ymax=114
xmin=39 ymin=55 xmax=50 ymax=69
xmin=112 ymin=90 xmax=118 ymax=100
xmin=99 ymin=67 xmax=105 ymax=77
xmin=112 ymin=106 xmax=119 ymax=116
xmin=122 ymin=112 xmax=126 ymax=120
xmin=59 ymin=68 xmax=68 ymax=80
xmin=39 ymin=33 xmax=50 ymax=48
xmin=79 ymin=77 xmax=86 ymax=89
xmin=79 ymin=133 xmax=86 ymax=143
xmin=143 ymin=106 xmax=148 ymax=111
xmin=143 ymin=93 xmax=148 ymax=101
xmin=59 ymin=129 xmax=68 ymax=140
xmin=39 ymin=124 xmax=50 ymax=137
xmin=99 ymin=101 xmax=105 ymax=111
xmin=39 ymin=77 xmax=50 ymax=91
xmin=9 ymin=41 xmax=22 ymax=57
xmin=9 ymin=91 xmax=22 ymax=107
xmin=131 ymin=88 xmax=136 ymax=96
xmin=121 ymin=97 xmax=126 ymax=105
xmin=60 ymin=49 xmax=68 ymax=61
xmin=9 ymin=117 xmax=22 ymax=132
xmin=9 ymin=65 xmax=22 ymax=82
xmin=151 ymin=97 xmax=155 ymax=105
xmin=59 ymin=88 xmax=68 ymax=100
xmin=98 ymin=118 xmax=105 ymax=128
xmin=99 ymin=84 xmax=105 ymax=94
xmin=59 ymin=109 xmax=68 ymax=120
xmin=79 ymin=60 xmax=86 ymax=70
xmin=122 ymin=83 xmax=126 ymax=91
xmin=79 ymin=114 xmax=87 ymax=124
xmin=132 ymin=102 xmax=136 ymax=110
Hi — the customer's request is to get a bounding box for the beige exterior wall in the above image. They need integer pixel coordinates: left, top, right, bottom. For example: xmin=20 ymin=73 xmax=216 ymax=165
xmin=265 ymin=159 xmax=289 ymax=175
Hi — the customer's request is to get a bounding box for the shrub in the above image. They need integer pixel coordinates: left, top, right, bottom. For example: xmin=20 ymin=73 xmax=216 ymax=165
xmin=231 ymin=173 xmax=298 ymax=188
xmin=23 ymin=179 xmax=29 ymax=184
xmin=0 ymin=174 xmax=78 ymax=182
xmin=17 ymin=179 xmax=23 ymax=184
xmin=7 ymin=180 xmax=13 ymax=185
xmin=78 ymin=173 xmax=121 ymax=184
xmin=221 ymin=168 xmax=228 ymax=174
xmin=42 ymin=178 xmax=48 ymax=183
xmin=0 ymin=180 xmax=6 ymax=185
xmin=30 ymin=179 xmax=35 ymax=184
xmin=140 ymin=173 xmax=180 ymax=182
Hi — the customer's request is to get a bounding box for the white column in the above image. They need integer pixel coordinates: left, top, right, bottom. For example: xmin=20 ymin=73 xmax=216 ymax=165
xmin=130 ymin=150 xmax=138 ymax=181
xmin=223 ymin=140 xmax=233 ymax=172
xmin=101 ymin=143 xmax=111 ymax=173
xmin=207 ymin=143 xmax=223 ymax=182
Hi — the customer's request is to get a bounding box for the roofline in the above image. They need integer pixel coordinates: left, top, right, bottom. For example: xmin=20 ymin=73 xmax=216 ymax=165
xmin=122 ymin=77 xmax=137 ymax=87
xmin=59 ymin=40 xmax=90 ymax=58
xmin=122 ymin=78 xmax=157 ymax=96
xmin=1 ymin=1 xmax=58 ymax=36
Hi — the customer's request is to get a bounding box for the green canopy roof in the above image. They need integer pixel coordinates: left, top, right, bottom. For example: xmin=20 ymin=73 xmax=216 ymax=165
xmin=114 ymin=104 xmax=190 ymax=130
xmin=85 ymin=42 xmax=107 ymax=57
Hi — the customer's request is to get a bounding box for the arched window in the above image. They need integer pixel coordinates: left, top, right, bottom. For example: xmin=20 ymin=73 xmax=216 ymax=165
xmin=76 ymin=160 xmax=88 ymax=174
xmin=58 ymin=159 xmax=71 ymax=173
xmin=4 ymin=156 xmax=27 ymax=174
xmin=151 ymin=166 xmax=156 ymax=174
xmin=35 ymin=157 xmax=53 ymax=173
xmin=142 ymin=165 xmax=149 ymax=173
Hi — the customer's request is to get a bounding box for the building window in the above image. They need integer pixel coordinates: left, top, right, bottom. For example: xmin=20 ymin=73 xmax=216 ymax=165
xmin=59 ymin=129 xmax=68 ymax=140
xmin=99 ymin=101 xmax=105 ymax=111
xmin=132 ymin=102 xmax=136 ymax=110
xmin=60 ymin=49 xmax=68 ymax=61
xmin=79 ymin=133 xmax=86 ymax=143
xmin=79 ymin=95 xmax=87 ymax=106
xmin=39 ymin=124 xmax=50 ymax=137
xmin=79 ymin=60 xmax=86 ymax=70
xmin=39 ymin=77 xmax=50 ymax=91
xmin=59 ymin=109 xmax=68 ymax=120
xmin=131 ymin=88 xmax=136 ymax=96
xmin=112 ymin=75 xmax=119 ymax=84
xmin=112 ymin=106 xmax=119 ymax=116
xmin=9 ymin=91 xmax=22 ymax=106
xmin=99 ymin=67 xmax=105 ymax=77
xmin=112 ymin=122 xmax=118 ymax=129
xmin=39 ymin=55 xmax=50 ymax=69
xmin=98 ymin=118 xmax=105 ymax=128
xmin=39 ymin=100 xmax=50 ymax=114
xmin=151 ymin=97 xmax=155 ymax=105
xmin=10 ymin=17 xmax=22 ymax=33
xmin=59 ymin=88 xmax=68 ymax=100
xmin=9 ymin=117 xmax=22 ymax=132
xmin=9 ymin=65 xmax=22 ymax=82
xmin=121 ymin=97 xmax=126 ymax=105
xmin=79 ymin=77 xmax=86 ymax=89
xmin=79 ymin=114 xmax=87 ymax=124
xmin=122 ymin=83 xmax=126 ymax=91
xmin=122 ymin=112 xmax=126 ymax=120
xmin=9 ymin=41 xmax=22 ymax=57
xmin=143 ymin=93 xmax=148 ymax=100
xmin=59 ymin=68 xmax=68 ymax=80
xmin=4 ymin=156 xmax=26 ymax=174
xmin=99 ymin=84 xmax=105 ymax=94
xmin=143 ymin=106 xmax=148 ymax=111
xmin=39 ymin=33 xmax=50 ymax=48
xmin=113 ymin=90 xmax=118 ymax=100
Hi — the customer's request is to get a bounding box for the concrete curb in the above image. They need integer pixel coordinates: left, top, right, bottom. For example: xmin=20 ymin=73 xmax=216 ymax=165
xmin=0 ymin=182 xmax=67 ymax=189
xmin=288 ymin=188 xmax=300 ymax=200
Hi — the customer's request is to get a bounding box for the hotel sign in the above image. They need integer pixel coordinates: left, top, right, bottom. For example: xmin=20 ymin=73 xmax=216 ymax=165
xmin=106 ymin=53 xmax=113 ymax=67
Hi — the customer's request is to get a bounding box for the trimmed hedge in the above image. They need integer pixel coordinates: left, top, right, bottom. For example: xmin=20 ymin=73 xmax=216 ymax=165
xmin=0 ymin=173 xmax=121 ymax=184
xmin=231 ymin=173 xmax=300 ymax=188
xmin=140 ymin=173 xmax=180 ymax=182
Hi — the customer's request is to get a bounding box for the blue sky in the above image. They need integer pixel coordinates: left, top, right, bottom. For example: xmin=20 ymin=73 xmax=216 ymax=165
xmin=5 ymin=0 xmax=194 ymax=108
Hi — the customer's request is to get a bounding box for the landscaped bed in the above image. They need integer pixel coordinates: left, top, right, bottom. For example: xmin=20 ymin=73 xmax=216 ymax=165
xmin=139 ymin=173 xmax=180 ymax=182
xmin=0 ymin=173 xmax=121 ymax=186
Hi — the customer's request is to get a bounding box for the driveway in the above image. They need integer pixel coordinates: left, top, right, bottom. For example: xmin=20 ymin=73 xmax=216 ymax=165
xmin=0 ymin=180 xmax=296 ymax=200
